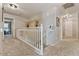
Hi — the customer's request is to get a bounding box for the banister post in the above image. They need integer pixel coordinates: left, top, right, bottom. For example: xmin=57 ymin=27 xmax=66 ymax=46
xmin=40 ymin=24 xmax=43 ymax=55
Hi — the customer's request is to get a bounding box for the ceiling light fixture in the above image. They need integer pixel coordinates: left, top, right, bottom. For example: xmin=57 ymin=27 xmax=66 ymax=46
xmin=8 ymin=3 xmax=19 ymax=9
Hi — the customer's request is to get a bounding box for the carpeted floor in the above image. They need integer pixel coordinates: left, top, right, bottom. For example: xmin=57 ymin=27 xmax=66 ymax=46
xmin=0 ymin=38 xmax=79 ymax=56
xmin=44 ymin=39 xmax=79 ymax=56
xmin=1 ymin=39 xmax=38 ymax=56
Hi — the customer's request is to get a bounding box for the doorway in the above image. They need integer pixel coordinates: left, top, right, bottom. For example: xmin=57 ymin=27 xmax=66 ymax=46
xmin=3 ymin=18 xmax=13 ymax=39
xmin=60 ymin=13 xmax=78 ymax=41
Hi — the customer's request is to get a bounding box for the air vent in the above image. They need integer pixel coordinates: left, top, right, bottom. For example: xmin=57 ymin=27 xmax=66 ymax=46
xmin=63 ymin=3 xmax=74 ymax=9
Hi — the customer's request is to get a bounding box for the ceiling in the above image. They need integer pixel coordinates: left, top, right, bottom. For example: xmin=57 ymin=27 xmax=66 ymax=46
xmin=3 ymin=3 xmax=79 ymax=19
xmin=3 ymin=3 xmax=63 ymax=18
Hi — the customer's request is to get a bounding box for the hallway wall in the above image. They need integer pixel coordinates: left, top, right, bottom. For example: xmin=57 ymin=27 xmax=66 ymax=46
xmin=41 ymin=7 xmax=62 ymax=45
xmin=0 ymin=4 xmax=2 ymax=39
xmin=0 ymin=3 xmax=3 ymax=55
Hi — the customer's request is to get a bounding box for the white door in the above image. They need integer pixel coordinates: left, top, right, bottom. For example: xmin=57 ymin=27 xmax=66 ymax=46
xmin=62 ymin=13 xmax=78 ymax=40
xmin=64 ymin=19 xmax=72 ymax=39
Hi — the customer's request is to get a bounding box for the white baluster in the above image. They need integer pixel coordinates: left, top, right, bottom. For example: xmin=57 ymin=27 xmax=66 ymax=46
xmin=40 ymin=24 xmax=43 ymax=55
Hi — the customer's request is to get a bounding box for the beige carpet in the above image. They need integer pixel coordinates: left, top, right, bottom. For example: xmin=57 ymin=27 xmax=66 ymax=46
xmin=0 ymin=38 xmax=79 ymax=56
xmin=44 ymin=40 xmax=79 ymax=56
xmin=1 ymin=39 xmax=38 ymax=56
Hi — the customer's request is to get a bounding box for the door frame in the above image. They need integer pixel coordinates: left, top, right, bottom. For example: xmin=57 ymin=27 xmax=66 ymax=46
xmin=60 ymin=13 xmax=79 ymax=40
xmin=3 ymin=18 xmax=14 ymax=39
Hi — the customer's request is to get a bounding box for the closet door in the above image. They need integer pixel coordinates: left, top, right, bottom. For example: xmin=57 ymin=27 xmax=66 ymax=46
xmin=62 ymin=13 xmax=78 ymax=40
xmin=72 ymin=14 xmax=78 ymax=40
xmin=64 ymin=17 xmax=73 ymax=39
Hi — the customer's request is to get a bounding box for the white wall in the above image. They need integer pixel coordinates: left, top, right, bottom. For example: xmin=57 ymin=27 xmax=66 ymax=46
xmin=41 ymin=7 xmax=62 ymax=45
xmin=0 ymin=4 xmax=2 ymax=39
xmin=28 ymin=14 xmax=42 ymax=26
xmin=3 ymin=13 xmax=28 ymax=38
xmin=0 ymin=3 xmax=3 ymax=55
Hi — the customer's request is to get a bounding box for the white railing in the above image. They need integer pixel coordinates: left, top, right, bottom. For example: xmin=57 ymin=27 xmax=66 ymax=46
xmin=16 ymin=24 xmax=43 ymax=55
